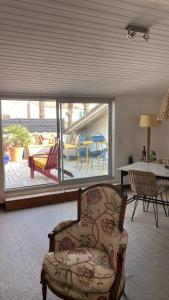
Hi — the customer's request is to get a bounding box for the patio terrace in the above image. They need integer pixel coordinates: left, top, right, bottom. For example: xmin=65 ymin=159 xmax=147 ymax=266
xmin=4 ymin=158 xmax=108 ymax=190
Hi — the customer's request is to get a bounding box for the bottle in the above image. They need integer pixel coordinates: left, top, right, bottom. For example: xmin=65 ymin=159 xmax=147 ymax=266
xmin=128 ymin=155 xmax=133 ymax=164
xmin=153 ymin=150 xmax=156 ymax=161
xmin=142 ymin=146 xmax=146 ymax=160
xmin=150 ymin=150 xmax=154 ymax=161
xmin=150 ymin=150 xmax=156 ymax=161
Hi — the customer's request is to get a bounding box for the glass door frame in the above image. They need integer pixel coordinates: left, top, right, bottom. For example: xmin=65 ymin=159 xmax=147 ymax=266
xmin=58 ymin=98 xmax=114 ymax=184
xmin=0 ymin=101 xmax=5 ymax=203
xmin=0 ymin=97 xmax=115 ymax=199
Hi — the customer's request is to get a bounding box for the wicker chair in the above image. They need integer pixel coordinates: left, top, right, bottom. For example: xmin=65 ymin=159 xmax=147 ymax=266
xmin=157 ymin=160 xmax=169 ymax=203
xmin=129 ymin=170 xmax=168 ymax=227
xmin=41 ymin=184 xmax=128 ymax=300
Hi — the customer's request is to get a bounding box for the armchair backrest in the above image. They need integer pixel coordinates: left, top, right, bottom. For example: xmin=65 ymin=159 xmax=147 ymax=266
xmin=129 ymin=170 xmax=158 ymax=197
xmin=78 ymin=184 xmax=126 ymax=250
xmin=45 ymin=143 xmax=58 ymax=170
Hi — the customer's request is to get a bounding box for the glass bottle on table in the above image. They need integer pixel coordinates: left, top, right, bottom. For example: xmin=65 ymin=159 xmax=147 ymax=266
xmin=142 ymin=146 xmax=146 ymax=161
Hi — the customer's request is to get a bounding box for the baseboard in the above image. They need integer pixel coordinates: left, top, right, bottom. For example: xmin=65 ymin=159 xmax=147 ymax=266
xmin=5 ymin=183 xmax=123 ymax=211
xmin=5 ymin=190 xmax=78 ymax=211
xmin=123 ymin=184 xmax=131 ymax=189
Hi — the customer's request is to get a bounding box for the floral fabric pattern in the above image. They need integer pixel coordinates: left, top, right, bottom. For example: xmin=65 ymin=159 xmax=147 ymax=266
xmin=42 ymin=186 xmax=128 ymax=299
xmin=86 ymin=188 xmax=102 ymax=204
xmin=44 ymin=274 xmax=110 ymax=300
xmin=58 ymin=236 xmax=76 ymax=251
xmin=100 ymin=217 xmax=116 ymax=235
xmin=43 ymin=248 xmax=115 ymax=293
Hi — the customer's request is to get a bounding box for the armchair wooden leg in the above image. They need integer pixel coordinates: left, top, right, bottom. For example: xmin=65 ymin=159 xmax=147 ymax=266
xmin=42 ymin=283 xmax=47 ymax=300
xmin=30 ymin=168 xmax=34 ymax=178
xmin=41 ymin=269 xmax=47 ymax=300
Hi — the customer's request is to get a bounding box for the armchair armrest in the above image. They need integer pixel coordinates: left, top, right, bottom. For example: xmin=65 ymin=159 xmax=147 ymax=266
xmin=48 ymin=220 xmax=78 ymax=252
xmin=104 ymin=229 xmax=128 ymax=273
xmin=110 ymin=230 xmax=128 ymax=299
xmin=53 ymin=220 xmax=78 ymax=234
xmin=118 ymin=229 xmax=128 ymax=256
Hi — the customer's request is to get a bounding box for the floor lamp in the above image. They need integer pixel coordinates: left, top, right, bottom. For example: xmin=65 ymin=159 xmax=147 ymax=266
xmin=139 ymin=114 xmax=160 ymax=161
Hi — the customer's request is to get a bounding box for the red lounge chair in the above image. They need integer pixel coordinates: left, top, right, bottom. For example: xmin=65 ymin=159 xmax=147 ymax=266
xmin=28 ymin=144 xmax=73 ymax=181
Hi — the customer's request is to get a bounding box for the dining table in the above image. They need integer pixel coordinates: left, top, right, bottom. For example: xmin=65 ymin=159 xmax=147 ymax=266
xmin=118 ymin=161 xmax=169 ymax=205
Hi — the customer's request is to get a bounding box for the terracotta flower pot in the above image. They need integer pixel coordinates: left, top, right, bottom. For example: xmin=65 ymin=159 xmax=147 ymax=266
xmin=9 ymin=147 xmax=24 ymax=162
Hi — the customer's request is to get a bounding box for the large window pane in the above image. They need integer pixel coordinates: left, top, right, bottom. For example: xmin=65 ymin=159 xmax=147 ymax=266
xmin=61 ymin=102 xmax=109 ymax=180
xmin=2 ymin=100 xmax=58 ymax=190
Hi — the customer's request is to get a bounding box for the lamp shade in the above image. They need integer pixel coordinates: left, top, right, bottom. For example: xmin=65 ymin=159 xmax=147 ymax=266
xmin=139 ymin=114 xmax=159 ymax=127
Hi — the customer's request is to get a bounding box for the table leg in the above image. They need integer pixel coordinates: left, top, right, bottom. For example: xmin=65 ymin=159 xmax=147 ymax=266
xmin=121 ymin=170 xmax=128 ymax=193
xmin=121 ymin=171 xmax=124 ymax=192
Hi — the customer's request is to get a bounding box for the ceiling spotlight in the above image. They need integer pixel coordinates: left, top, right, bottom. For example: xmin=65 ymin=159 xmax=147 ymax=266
xmin=142 ymin=32 xmax=149 ymax=43
xmin=126 ymin=25 xmax=150 ymax=43
xmin=127 ymin=28 xmax=136 ymax=40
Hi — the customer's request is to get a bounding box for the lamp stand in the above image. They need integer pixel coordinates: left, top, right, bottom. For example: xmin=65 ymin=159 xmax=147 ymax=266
xmin=147 ymin=127 xmax=151 ymax=161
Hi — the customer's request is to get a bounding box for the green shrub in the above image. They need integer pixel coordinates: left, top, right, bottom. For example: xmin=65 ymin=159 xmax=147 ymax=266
xmin=4 ymin=124 xmax=34 ymax=147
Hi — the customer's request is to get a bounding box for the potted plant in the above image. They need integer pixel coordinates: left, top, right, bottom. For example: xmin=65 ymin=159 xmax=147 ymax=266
xmin=4 ymin=124 xmax=33 ymax=162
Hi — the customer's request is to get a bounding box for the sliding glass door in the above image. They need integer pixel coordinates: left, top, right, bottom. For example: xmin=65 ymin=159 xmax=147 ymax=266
xmin=1 ymin=100 xmax=58 ymax=190
xmin=60 ymin=101 xmax=111 ymax=180
xmin=1 ymin=98 xmax=113 ymax=194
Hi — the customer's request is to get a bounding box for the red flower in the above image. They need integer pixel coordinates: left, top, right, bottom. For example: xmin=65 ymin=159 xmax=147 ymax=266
xmin=100 ymin=217 xmax=116 ymax=235
xmin=77 ymin=265 xmax=94 ymax=286
xmin=86 ymin=188 xmax=102 ymax=204
xmin=81 ymin=207 xmax=94 ymax=227
xmin=58 ymin=237 xmax=75 ymax=251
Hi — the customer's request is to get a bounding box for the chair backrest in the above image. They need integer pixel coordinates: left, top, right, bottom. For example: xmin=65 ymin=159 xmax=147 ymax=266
xmin=45 ymin=144 xmax=58 ymax=170
xmin=75 ymin=134 xmax=86 ymax=146
xmin=78 ymin=184 xmax=126 ymax=250
xmin=129 ymin=170 xmax=158 ymax=197
xmin=158 ymin=158 xmax=169 ymax=165
xmin=91 ymin=132 xmax=105 ymax=142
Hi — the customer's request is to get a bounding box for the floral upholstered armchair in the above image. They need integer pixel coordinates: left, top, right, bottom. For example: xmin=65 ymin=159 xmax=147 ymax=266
xmin=41 ymin=184 xmax=128 ymax=300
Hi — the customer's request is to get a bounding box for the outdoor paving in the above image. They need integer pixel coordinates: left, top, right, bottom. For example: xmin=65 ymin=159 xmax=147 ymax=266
xmin=4 ymin=158 xmax=108 ymax=190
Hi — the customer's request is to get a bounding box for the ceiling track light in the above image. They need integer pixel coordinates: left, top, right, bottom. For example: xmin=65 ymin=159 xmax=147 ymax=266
xmin=126 ymin=25 xmax=150 ymax=43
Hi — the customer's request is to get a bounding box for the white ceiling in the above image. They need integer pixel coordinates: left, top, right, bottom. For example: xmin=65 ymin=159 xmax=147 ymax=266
xmin=1 ymin=0 xmax=169 ymax=98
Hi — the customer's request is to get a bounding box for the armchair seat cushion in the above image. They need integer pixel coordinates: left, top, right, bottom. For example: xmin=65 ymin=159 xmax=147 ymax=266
xmin=33 ymin=157 xmax=47 ymax=169
xmin=42 ymin=248 xmax=115 ymax=294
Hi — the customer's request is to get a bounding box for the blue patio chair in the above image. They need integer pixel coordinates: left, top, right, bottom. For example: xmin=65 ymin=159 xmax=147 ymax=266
xmin=90 ymin=147 xmax=108 ymax=169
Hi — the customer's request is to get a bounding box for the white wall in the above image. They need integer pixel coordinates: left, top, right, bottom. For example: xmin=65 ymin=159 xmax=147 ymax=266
xmin=81 ymin=113 xmax=108 ymax=140
xmin=114 ymin=95 xmax=167 ymax=181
